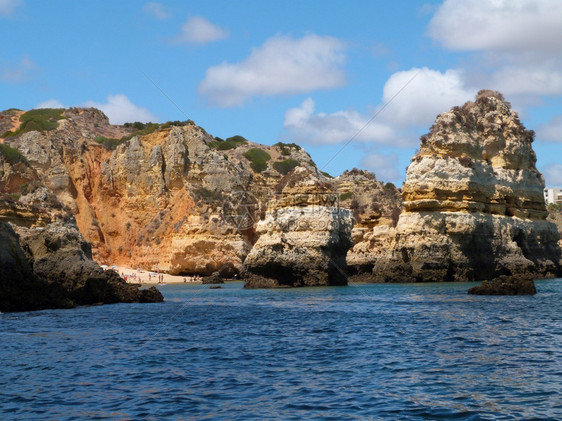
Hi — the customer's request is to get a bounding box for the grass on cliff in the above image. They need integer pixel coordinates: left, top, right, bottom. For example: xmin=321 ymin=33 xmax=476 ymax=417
xmin=209 ymin=135 xmax=248 ymax=150
xmin=2 ymin=108 xmax=65 ymax=137
xmin=273 ymin=158 xmax=300 ymax=175
xmin=243 ymin=148 xmax=271 ymax=173
xmin=0 ymin=143 xmax=28 ymax=164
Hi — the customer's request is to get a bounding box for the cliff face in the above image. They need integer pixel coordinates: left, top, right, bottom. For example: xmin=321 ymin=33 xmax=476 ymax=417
xmin=0 ymin=146 xmax=163 ymax=312
xmin=372 ymin=90 xmax=561 ymax=283
xmin=334 ymin=169 xmax=402 ymax=281
xmin=243 ymin=167 xmax=353 ymax=287
xmin=3 ymin=109 xmax=322 ymax=276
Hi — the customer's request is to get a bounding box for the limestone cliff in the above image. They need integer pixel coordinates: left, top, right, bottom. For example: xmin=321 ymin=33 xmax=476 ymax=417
xmin=243 ymin=167 xmax=354 ymax=287
xmin=2 ymin=108 xmax=321 ymax=276
xmin=334 ymin=169 xmax=402 ymax=281
xmin=0 ymin=147 xmax=163 ymax=311
xmin=372 ymin=90 xmax=561 ymax=283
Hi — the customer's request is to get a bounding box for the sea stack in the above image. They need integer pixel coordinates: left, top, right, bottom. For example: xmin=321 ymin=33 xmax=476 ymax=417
xmin=372 ymin=90 xmax=561 ymax=289
xmin=243 ymin=167 xmax=353 ymax=287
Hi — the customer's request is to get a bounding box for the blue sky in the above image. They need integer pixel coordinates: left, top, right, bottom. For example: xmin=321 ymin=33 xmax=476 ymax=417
xmin=1 ymin=0 xmax=562 ymax=185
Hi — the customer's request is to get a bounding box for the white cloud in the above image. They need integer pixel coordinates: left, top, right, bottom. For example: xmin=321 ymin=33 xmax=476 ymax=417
xmin=0 ymin=0 xmax=21 ymax=16
xmin=199 ymin=34 xmax=346 ymax=107
xmin=360 ymin=153 xmax=400 ymax=182
xmin=542 ymin=164 xmax=562 ymax=187
xmin=82 ymin=94 xmax=158 ymax=125
xmin=174 ymin=16 xmax=228 ymax=45
xmin=427 ymin=0 xmax=562 ymax=99
xmin=490 ymin=63 xmax=562 ymax=96
xmin=0 ymin=55 xmax=37 ymax=83
xmin=36 ymin=99 xmax=64 ymax=109
xmin=283 ymin=67 xmax=475 ymax=147
xmin=428 ymin=0 xmax=562 ymax=53
xmin=142 ymin=2 xmax=169 ymax=20
xmin=284 ymin=98 xmax=399 ymax=146
xmin=537 ymin=115 xmax=562 ymax=142
xmin=381 ymin=67 xmax=476 ymax=127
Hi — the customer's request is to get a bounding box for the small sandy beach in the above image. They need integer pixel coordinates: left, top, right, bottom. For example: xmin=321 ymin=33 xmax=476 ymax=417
xmin=106 ymin=266 xmax=203 ymax=285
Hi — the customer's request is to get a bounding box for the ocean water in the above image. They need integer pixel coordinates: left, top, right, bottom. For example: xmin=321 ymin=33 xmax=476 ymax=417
xmin=1 ymin=280 xmax=561 ymax=420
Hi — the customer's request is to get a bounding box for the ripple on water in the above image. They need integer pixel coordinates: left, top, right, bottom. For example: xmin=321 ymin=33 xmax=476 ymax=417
xmin=0 ymin=280 xmax=561 ymax=419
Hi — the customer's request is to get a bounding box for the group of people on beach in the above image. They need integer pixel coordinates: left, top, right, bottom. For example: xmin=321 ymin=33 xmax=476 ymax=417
xmin=183 ymin=275 xmax=201 ymax=283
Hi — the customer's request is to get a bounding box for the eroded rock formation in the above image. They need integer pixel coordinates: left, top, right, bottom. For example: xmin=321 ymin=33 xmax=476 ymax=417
xmin=243 ymin=167 xmax=354 ymax=287
xmin=372 ymin=90 xmax=561 ymax=285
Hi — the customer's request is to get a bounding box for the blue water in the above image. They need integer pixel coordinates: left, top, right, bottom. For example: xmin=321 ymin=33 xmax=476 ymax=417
xmin=1 ymin=280 xmax=562 ymax=420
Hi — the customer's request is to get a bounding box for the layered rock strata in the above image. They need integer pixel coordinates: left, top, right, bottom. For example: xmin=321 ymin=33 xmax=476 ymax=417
xmin=243 ymin=168 xmax=353 ymax=287
xmin=372 ymin=90 xmax=561 ymax=284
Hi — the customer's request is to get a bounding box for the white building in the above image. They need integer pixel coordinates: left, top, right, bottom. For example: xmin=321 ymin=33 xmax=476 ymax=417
xmin=544 ymin=187 xmax=562 ymax=205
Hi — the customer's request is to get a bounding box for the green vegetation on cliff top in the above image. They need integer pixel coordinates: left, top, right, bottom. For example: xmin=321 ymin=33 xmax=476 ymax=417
xmin=274 ymin=142 xmax=301 ymax=156
xmin=2 ymin=108 xmax=65 ymax=138
xmin=209 ymin=135 xmax=248 ymax=150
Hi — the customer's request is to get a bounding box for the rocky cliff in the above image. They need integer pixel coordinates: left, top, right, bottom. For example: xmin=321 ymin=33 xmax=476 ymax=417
xmin=0 ymin=140 xmax=163 ymax=312
xmin=371 ymin=90 xmax=561 ymax=285
xmin=1 ymin=108 xmax=327 ymax=277
xmin=243 ymin=167 xmax=353 ymax=287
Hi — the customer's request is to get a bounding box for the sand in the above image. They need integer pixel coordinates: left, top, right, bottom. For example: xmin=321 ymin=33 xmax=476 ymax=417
xmin=106 ymin=266 xmax=203 ymax=285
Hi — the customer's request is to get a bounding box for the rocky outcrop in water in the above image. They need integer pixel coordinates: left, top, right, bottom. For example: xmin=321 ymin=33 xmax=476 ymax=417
xmin=0 ymin=221 xmax=163 ymax=312
xmin=243 ymin=168 xmax=354 ymax=287
xmin=467 ymin=274 xmax=537 ymax=295
xmin=371 ymin=90 xmax=561 ymax=287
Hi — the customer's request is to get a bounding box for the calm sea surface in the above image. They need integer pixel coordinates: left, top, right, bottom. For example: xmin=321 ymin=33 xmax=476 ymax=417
xmin=1 ymin=280 xmax=561 ymax=420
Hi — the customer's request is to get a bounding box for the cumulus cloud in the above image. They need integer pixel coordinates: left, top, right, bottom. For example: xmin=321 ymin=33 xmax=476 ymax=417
xmin=381 ymin=67 xmax=475 ymax=127
xmin=142 ymin=2 xmax=169 ymax=19
xmin=82 ymin=94 xmax=158 ymax=125
xmin=284 ymin=98 xmax=399 ymax=146
xmin=0 ymin=55 xmax=37 ymax=83
xmin=428 ymin=0 xmax=562 ymax=98
xmin=542 ymin=164 xmax=562 ymax=186
xmin=428 ymin=0 xmax=562 ymax=53
xmin=0 ymin=0 xmax=21 ymax=16
xmin=360 ymin=153 xmax=400 ymax=182
xmin=490 ymin=63 xmax=562 ymax=96
xmin=199 ymin=34 xmax=346 ymax=107
xmin=36 ymin=99 xmax=64 ymax=109
xmin=283 ymin=67 xmax=476 ymax=147
xmin=174 ymin=16 xmax=228 ymax=45
xmin=537 ymin=115 xmax=562 ymax=142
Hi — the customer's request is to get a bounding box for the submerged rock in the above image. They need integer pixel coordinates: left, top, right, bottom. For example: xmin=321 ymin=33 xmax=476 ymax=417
xmin=243 ymin=167 xmax=353 ymax=288
xmin=371 ymin=90 xmax=561 ymax=286
xmin=202 ymin=271 xmax=224 ymax=284
xmin=468 ymin=275 xmax=537 ymax=295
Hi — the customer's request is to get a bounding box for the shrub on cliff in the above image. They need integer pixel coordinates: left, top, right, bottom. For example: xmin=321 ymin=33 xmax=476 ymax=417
xmin=3 ymin=108 xmax=65 ymax=137
xmin=209 ymin=135 xmax=248 ymax=150
xmin=274 ymin=142 xmax=301 ymax=156
xmin=273 ymin=158 xmax=300 ymax=175
xmin=94 ymin=136 xmax=127 ymax=150
xmin=243 ymin=148 xmax=271 ymax=173
xmin=0 ymin=144 xmax=27 ymax=164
